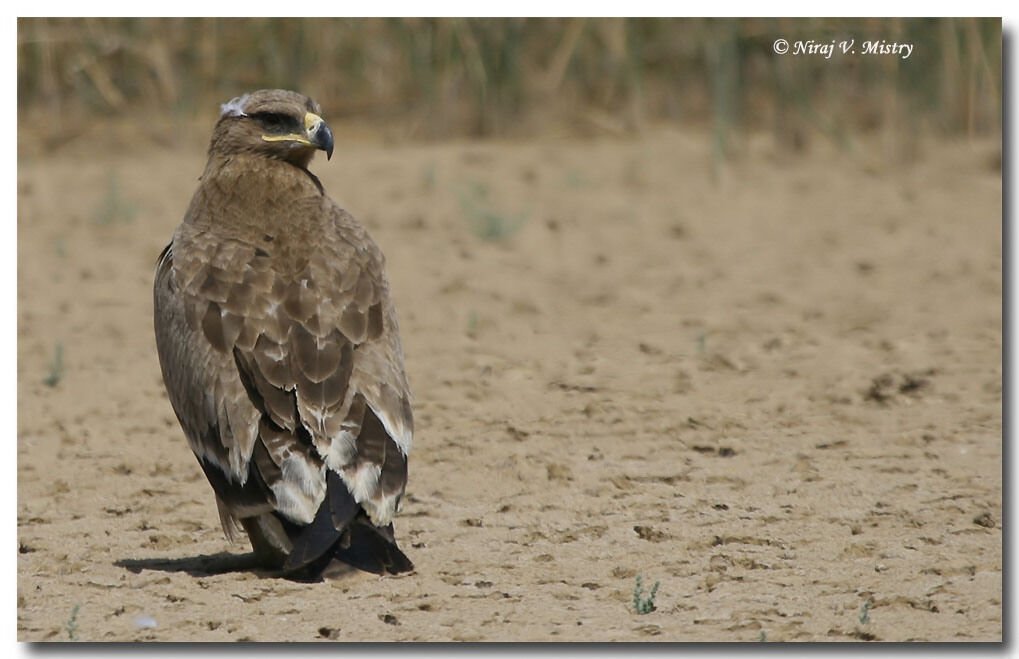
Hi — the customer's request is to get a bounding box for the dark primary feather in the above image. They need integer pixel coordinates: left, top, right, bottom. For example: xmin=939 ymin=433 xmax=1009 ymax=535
xmin=154 ymin=89 xmax=413 ymax=579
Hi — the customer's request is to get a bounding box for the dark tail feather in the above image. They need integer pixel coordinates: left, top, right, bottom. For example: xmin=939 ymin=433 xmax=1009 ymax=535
xmin=279 ymin=501 xmax=342 ymax=574
xmin=280 ymin=470 xmax=359 ymax=574
xmin=332 ymin=519 xmax=414 ymax=575
xmin=278 ymin=470 xmax=412 ymax=579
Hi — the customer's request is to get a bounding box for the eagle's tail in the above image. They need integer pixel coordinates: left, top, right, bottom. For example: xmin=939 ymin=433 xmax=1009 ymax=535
xmin=330 ymin=519 xmax=414 ymax=575
xmin=254 ymin=469 xmax=412 ymax=581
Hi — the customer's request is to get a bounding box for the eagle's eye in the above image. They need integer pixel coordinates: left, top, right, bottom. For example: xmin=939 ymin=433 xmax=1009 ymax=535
xmin=251 ymin=112 xmax=294 ymax=134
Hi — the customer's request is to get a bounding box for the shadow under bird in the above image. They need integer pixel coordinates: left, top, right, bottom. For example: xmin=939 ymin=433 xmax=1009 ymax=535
xmin=154 ymin=89 xmax=414 ymax=580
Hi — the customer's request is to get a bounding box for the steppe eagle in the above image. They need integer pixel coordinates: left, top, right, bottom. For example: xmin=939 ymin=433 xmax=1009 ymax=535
xmin=154 ymin=89 xmax=414 ymax=579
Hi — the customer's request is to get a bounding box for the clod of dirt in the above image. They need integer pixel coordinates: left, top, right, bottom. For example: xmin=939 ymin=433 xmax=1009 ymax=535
xmin=146 ymin=534 xmax=175 ymax=549
xmin=700 ymin=353 xmax=741 ymax=372
xmin=973 ymin=512 xmax=996 ymax=528
xmin=379 ymin=614 xmax=399 ymax=626
xmin=318 ymin=626 xmax=340 ymax=639
xmin=708 ymin=554 xmax=732 ymax=572
xmin=705 ymin=573 xmax=725 ymax=590
xmin=864 ymin=374 xmax=897 ymax=403
xmin=691 ymin=444 xmax=736 ymax=457
xmin=898 ymin=372 xmax=933 ymax=395
xmin=608 ymin=475 xmax=633 ymax=490
xmin=547 ymin=464 xmax=573 ymax=481
xmin=864 ymin=370 xmax=935 ymax=404
xmin=633 ymin=525 xmax=670 ymax=542
xmin=552 ymin=381 xmax=599 ymax=393
xmin=505 ymin=425 xmax=530 ymax=441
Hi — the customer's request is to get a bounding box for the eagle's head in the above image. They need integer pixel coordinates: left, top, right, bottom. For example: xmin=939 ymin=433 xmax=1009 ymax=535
xmin=208 ymin=89 xmax=334 ymax=168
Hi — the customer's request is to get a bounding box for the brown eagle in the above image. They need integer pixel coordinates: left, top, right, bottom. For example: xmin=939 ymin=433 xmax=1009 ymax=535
xmin=154 ymin=89 xmax=413 ymax=579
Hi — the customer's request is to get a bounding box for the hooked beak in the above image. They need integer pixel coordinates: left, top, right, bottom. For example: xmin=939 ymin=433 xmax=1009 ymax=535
xmin=304 ymin=112 xmax=334 ymax=160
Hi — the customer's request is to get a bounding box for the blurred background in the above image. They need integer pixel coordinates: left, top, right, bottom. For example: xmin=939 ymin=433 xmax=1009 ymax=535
xmin=17 ymin=17 xmax=1001 ymax=156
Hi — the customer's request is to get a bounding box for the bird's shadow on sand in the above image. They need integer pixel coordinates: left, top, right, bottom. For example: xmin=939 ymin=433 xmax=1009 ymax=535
xmin=114 ymin=552 xmax=273 ymax=579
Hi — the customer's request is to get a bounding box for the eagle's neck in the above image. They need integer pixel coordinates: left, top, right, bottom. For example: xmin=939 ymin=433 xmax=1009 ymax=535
xmin=203 ymin=153 xmax=321 ymax=193
xmin=188 ymin=154 xmax=327 ymax=238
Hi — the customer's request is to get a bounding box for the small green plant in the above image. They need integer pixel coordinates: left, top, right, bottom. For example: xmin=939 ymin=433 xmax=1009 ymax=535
xmin=420 ymin=162 xmax=437 ymax=191
xmin=858 ymin=598 xmax=873 ymax=625
xmin=759 ymin=630 xmax=767 ymax=642
xmin=64 ymin=603 xmax=81 ymax=641
xmin=456 ymin=181 xmax=526 ymax=242
xmin=43 ymin=342 xmax=64 ymax=387
xmin=632 ymin=574 xmax=660 ymax=614
xmin=564 ymin=170 xmax=589 ymax=188
xmin=92 ymin=170 xmax=138 ymax=225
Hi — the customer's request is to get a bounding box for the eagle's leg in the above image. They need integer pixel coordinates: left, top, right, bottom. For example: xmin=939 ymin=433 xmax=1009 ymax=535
xmin=239 ymin=514 xmax=292 ymax=568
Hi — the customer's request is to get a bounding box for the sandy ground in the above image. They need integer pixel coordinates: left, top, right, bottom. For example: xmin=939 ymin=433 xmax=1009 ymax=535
xmin=17 ymin=125 xmax=1001 ymax=642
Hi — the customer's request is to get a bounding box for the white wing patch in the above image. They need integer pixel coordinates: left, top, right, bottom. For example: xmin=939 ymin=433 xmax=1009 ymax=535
xmin=317 ymin=428 xmax=358 ymax=475
xmin=272 ymin=460 xmax=327 ymax=525
xmin=338 ymin=461 xmax=399 ymax=526
xmin=370 ymin=401 xmax=412 ymax=457
xmin=362 ymin=493 xmax=400 ymax=527
xmin=328 ymin=400 xmax=410 ymax=527
xmin=339 ymin=463 xmax=381 ymax=504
